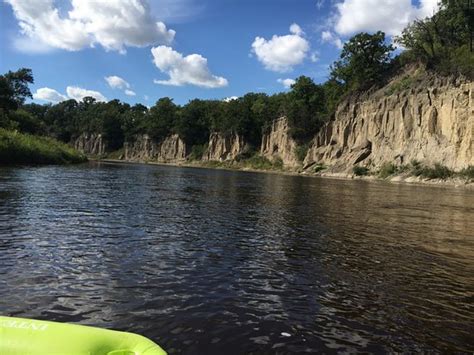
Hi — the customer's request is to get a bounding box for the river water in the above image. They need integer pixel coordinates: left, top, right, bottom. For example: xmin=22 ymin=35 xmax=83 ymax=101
xmin=0 ymin=162 xmax=473 ymax=353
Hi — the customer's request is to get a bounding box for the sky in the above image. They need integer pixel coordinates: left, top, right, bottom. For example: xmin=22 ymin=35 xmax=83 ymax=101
xmin=0 ymin=0 xmax=439 ymax=106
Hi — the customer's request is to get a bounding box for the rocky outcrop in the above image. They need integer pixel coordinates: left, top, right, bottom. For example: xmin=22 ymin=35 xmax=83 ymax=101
xmin=124 ymin=134 xmax=187 ymax=162
xmin=261 ymin=117 xmax=299 ymax=168
xmin=304 ymin=72 xmax=473 ymax=172
xmin=74 ymin=133 xmax=107 ymax=156
xmin=204 ymin=132 xmax=245 ymax=161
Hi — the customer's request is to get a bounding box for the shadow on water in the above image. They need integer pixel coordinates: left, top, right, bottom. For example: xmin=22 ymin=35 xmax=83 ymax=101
xmin=0 ymin=162 xmax=473 ymax=353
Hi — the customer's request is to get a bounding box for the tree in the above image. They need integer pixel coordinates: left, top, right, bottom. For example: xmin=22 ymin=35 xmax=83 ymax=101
xmin=0 ymin=68 xmax=34 ymax=111
xmin=286 ymin=76 xmax=326 ymax=142
xmin=395 ymin=0 xmax=473 ymax=77
xmin=175 ymin=99 xmax=210 ymax=147
xmin=330 ymin=31 xmax=394 ymax=91
xmin=146 ymin=97 xmax=178 ymax=141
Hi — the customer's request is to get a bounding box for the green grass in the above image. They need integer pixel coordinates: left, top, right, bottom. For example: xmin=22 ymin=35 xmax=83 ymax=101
xmin=0 ymin=129 xmax=87 ymax=165
xmin=201 ymin=154 xmax=283 ymax=171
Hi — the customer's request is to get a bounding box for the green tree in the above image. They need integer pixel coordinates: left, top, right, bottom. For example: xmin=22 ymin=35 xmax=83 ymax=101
xmin=286 ymin=76 xmax=326 ymax=142
xmin=331 ymin=31 xmax=394 ymax=90
xmin=395 ymin=0 xmax=473 ymax=77
xmin=145 ymin=97 xmax=179 ymax=140
xmin=0 ymin=68 xmax=34 ymax=111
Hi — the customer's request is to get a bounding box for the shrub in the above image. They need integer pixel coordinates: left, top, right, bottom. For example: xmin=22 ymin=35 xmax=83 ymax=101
xmin=189 ymin=144 xmax=208 ymax=160
xmin=459 ymin=166 xmax=474 ymax=181
xmin=295 ymin=143 xmax=310 ymax=162
xmin=353 ymin=165 xmax=369 ymax=176
xmin=0 ymin=129 xmax=86 ymax=165
xmin=313 ymin=164 xmax=327 ymax=173
xmin=378 ymin=162 xmax=398 ymax=178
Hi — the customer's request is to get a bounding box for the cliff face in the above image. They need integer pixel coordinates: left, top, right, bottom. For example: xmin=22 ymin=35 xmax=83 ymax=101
xmin=304 ymin=74 xmax=473 ymax=171
xmin=204 ymin=132 xmax=245 ymax=161
xmin=261 ymin=117 xmax=299 ymax=168
xmin=124 ymin=134 xmax=187 ymax=162
xmin=74 ymin=133 xmax=106 ymax=156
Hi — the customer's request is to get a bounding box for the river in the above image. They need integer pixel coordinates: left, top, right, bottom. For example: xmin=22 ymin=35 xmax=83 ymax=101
xmin=0 ymin=162 xmax=473 ymax=353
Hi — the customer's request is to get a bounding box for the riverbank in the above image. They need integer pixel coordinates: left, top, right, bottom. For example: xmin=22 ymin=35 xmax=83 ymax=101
xmin=96 ymin=158 xmax=474 ymax=189
xmin=0 ymin=129 xmax=87 ymax=165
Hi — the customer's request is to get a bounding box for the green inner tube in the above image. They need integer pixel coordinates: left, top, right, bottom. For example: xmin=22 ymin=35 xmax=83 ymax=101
xmin=0 ymin=316 xmax=166 ymax=355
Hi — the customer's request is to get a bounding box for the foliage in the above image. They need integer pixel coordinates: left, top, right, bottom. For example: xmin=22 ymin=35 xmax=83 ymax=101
xmin=395 ymin=0 xmax=473 ymax=78
xmin=0 ymin=68 xmax=34 ymax=112
xmin=378 ymin=162 xmax=398 ymax=178
xmin=353 ymin=166 xmax=369 ymax=176
xmin=295 ymin=143 xmax=310 ymax=162
xmin=189 ymin=144 xmax=208 ymax=161
xmin=331 ymin=31 xmax=394 ymax=91
xmin=312 ymin=164 xmax=327 ymax=173
xmin=459 ymin=166 xmax=474 ymax=181
xmin=0 ymin=128 xmax=86 ymax=165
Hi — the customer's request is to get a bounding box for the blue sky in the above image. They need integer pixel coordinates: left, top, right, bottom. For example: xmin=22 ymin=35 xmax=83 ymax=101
xmin=0 ymin=0 xmax=438 ymax=106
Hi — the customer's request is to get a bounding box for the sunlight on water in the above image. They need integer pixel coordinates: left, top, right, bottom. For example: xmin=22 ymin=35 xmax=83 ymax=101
xmin=0 ymin=162 xmax=473 ymax=353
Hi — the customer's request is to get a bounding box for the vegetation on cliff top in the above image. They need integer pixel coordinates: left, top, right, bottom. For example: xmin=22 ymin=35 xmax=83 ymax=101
xmin=1 ymin=0 xmax=471 ymax=166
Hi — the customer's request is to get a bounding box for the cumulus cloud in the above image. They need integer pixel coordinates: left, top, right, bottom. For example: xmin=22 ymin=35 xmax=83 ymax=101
xmin=66 ymin=86 xmax=107 ymax=102
xmin=277 ymin=78 xmax=296 ymax=89
xmin=5 ymin=0 xmax=175 ymax=53
xmin=105 ymin=75 xmax=130 ymax=90
xmin=105 ymin=75 xmax=136 ymax=96
xmin=251 ymin=23 xmax=310 ymax=72
xmin=334 ymin=0 xmax=440 ymax=37
xmin=321 ymin=30 xmax=343 ymax=49
xmin=33 ymin=87 xmax=68 ymax=103
xmin=151 ymin=46 xmax=228 ymax=88
xmin=33 ymin=85 xmax=107 ymax=102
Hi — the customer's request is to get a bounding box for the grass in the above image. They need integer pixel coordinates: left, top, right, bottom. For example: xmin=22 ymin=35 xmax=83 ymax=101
xmin=0 ymin=129 xmax=87 ymax=165
xmin=201 ymin=153 xmax=283 ymax=171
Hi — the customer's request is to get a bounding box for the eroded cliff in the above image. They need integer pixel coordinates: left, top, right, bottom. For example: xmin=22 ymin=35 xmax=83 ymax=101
xmin=304 ymin=71 xmax=473 ymax=172
xmin=261 ymin=117 xmax=299 ymax=168
xmin=124 ymin=134 xmax=187 ymax=163
xmin=204 ymin=132 xmax=245 ymax=161
xmin=74 ymin=133 xmax=106 ymax=156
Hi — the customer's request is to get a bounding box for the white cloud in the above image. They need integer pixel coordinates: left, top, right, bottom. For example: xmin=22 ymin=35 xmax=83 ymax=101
xmin=310 ymin=51 xmax=320 ymax=63
xmin=125 ymin=89 xmax=136 ymax=96
xmin=66 ymin=86 xmax=107 ymax=102
xmin=277 ymin=78 xmax=296 ymax=89
xmin=334 ymin=0 xmax=440 ymax=37
xmin=321 ymin=31 xmax=343 ymax=49
xmin=105 ymin=76 xmax=130 ymax=90
xmin=223 ymin=96 xmax=239 ymax=102
xmin=151 ymin=46 xmax=228 ymax=88
xmin=5 ymin=0 xmax=175 ymax=53
xmin=33 ymin=87 xmax=67 ymax=103
xmin=251 ymin=24 xmax=310 ymax=72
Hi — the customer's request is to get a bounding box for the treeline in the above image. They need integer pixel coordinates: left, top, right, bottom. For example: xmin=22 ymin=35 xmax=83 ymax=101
xmin=1 ymin=0 xmax=471 ymax=157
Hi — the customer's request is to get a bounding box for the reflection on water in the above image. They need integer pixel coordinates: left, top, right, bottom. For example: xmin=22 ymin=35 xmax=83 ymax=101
xmin=0 ymin=162 xmax=473 ymax=353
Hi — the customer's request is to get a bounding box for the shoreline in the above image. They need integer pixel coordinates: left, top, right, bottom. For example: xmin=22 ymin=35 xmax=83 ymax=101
xmin=94 ymin=158 xmax=474 ymax=189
